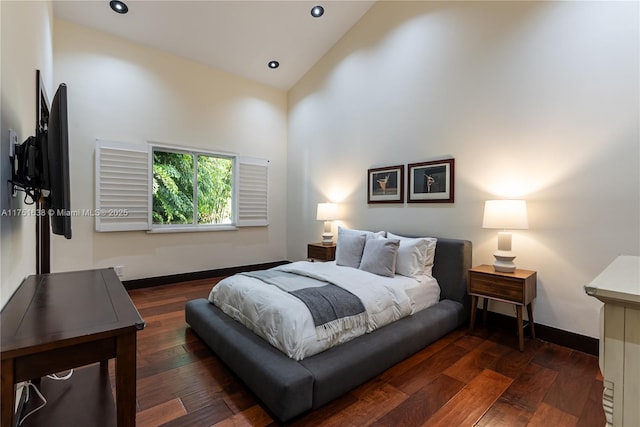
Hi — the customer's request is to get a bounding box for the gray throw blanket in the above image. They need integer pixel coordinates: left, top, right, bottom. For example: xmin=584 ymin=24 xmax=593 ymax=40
xmin=240 ymin=270 xmax=366 ymax=339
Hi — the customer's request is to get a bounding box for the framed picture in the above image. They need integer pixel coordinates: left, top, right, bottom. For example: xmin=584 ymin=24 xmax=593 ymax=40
xmin=407 ymin=159 xmax=454 ymax=203
xmin=367 ymin=165 xmax=404 ymax=204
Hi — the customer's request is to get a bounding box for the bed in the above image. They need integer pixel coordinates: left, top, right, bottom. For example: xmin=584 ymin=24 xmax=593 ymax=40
xmin=185 ymin=235 xmax=472 ymax=422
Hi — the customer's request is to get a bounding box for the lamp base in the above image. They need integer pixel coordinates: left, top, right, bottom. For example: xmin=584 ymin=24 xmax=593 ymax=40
xmin=493 ymin=250 xmax=517 ymax=273
xmin=321 ymin=232 xmax=334 ymax=245
xmin=321 ymin=220 xmax=334 ymax=245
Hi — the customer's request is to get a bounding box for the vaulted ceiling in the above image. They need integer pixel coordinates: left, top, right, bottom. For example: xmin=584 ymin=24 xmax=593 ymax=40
xmin=53 ymin=1 xmax=375 ymax=90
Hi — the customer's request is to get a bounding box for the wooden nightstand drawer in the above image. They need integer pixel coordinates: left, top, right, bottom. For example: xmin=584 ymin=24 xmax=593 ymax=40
xmin=307 ymin=243 xmax=336 ymax=261
xmin=469 ymin=273 xmax=524 ymax=303
xmin=468 ymin=264 xmax=537 ymax=352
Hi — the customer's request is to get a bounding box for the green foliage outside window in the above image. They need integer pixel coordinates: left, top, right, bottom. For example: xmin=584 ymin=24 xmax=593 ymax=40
xmin=152 ymin=150 xmax=232 ymax=225
xmin=196 ymin=154 xmax=232 ymax=224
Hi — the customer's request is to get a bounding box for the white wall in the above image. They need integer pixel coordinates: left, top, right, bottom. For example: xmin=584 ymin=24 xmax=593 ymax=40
xmin=288 ymin=1 xmax=639 ymax=338
xmin=52 ymin=19 xmax=288 ymax=280
xmin=1 ymin=0 xmax=53 ymax=307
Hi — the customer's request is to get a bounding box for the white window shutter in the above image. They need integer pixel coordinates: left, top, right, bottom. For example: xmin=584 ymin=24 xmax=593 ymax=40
xmin=95 ymin=140 xmax=150 ymax=231
xmin=237 ymin=157 xmax=268 ymax=227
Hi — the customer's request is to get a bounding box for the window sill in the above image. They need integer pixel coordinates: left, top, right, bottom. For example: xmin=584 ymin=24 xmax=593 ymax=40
xmin=147 ymin=225 xmax=238 ymax=234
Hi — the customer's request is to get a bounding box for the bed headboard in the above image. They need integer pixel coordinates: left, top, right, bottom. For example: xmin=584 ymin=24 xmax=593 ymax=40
xmin=431 ymin=237 xmax=472 ymax=314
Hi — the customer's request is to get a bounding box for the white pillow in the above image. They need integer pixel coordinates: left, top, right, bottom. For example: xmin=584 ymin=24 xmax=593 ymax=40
xmin=386 ymin=232 xmax=438 ymax=277
xmin=335 ymin=227 xmax=367 ymax=268
xmin=391 ymin=236 xmax=428 ymax=278
xmin=359 ymin=238 xmax=400 ymax=277
xmin=422 ymin=238 xmax=438 ymax=276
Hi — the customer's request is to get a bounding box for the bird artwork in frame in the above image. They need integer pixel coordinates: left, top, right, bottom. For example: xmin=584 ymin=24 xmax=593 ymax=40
xmin=407 ymin=158 xmax=454 ymax=203
xmin=367 ymin=165 xmax=404 ymax=204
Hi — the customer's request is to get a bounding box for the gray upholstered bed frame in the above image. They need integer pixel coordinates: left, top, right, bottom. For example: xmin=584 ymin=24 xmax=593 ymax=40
xmin=185 ymin=237 xmax=472 ymax=422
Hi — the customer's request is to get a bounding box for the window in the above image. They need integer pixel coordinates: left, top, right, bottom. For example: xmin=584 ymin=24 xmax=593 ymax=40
xmin=95 ymin=140 xmax=268 ymax=232
xmin=152 ymin=149 xmax=233 ymax=227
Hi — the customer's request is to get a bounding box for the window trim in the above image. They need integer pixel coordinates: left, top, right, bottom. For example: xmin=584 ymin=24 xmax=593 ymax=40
xmin=150 ymin=143 xmax=237 ymax=232
xmin=146 ymin=224 xmax=238 ymax=234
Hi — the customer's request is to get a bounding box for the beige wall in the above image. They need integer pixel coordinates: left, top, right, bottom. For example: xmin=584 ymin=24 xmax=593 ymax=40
xmin=287 ymin=1 xmax=640 ymax=338
xmin=4 ymin=2 xmax=638 ymax=340
xmin=1 ymin=0 xmax=53 ymax=307
xmin=52 ymin=19 xmax=288 ymax=281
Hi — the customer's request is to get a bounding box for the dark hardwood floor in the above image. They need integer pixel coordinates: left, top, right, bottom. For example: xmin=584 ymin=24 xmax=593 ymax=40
xmin=123 ymin=278 xmax=605 ymax=427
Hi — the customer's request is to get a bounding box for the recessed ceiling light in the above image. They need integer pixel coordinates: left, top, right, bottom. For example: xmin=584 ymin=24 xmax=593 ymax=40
xmin=311 ymin=5 xmax=324 ymax=18
xmin=268 ymin=61 xmax=280 ymax=69
xmin=110 ymin=0 xmax=128 ymax=14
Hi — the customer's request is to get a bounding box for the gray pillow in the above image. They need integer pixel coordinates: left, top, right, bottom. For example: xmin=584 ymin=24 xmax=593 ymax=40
xmin=359 ymin=238 xmax=400 ymax=277
xmin=335 ymin=228 xmax=367 ymax=268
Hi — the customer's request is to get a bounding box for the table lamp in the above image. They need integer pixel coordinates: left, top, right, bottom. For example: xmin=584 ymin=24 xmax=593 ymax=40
xmin=316 ymin=203 xmax=338 ymax=245
xmin=482 ymin=200 xmax=528 ymax=273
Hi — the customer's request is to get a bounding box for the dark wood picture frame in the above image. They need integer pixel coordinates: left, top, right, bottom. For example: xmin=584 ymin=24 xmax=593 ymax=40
xmin=407 ymin=158 xmax=454 ymax=203
xmin=367 ymin=165 xmax=404 ymax=204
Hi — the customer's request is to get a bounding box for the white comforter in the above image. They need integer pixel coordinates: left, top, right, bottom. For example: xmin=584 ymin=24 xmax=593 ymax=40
xmin=209 ymin=261 xmax=440 ymax=360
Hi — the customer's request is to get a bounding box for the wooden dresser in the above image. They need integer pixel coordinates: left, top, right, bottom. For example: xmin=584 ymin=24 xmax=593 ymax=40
xmin=584 ymin=256 xmax=640 ymax=427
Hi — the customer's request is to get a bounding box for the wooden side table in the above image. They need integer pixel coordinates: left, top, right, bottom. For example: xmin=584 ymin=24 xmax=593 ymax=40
xmin=307 ymin=242 xmax=336 ymax=262
xmin=468 ymin=264 xmax=537 ymax=351
xmin=1 ymin=269 xmax=144 ymax=426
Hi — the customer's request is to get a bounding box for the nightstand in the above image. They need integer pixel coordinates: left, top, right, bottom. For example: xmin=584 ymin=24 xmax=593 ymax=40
xmin=307 ymin=242 xmax=336 ymax=262
xmin=468 ymin=264 xmax=537 ymax=351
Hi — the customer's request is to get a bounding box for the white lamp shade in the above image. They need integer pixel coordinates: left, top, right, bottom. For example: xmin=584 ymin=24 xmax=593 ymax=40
xmin=316 ymin=203 xmax=338 ymax=221
xmin=482 ymin=200 xmax=528 ymax=230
